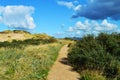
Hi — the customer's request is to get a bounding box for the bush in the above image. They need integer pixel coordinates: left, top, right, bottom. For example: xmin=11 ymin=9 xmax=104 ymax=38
xmin=80 ymin=74 xmax=93 ymax=80
xmin=68 ymin=33 xmax=120 ymax=79
xmin=104 ymin=65 xmax=119 ymax=78
xmin=97 ymin=33 xmax=120 ymax=56
xmin=116 ymin=75 xmax=120 ymax=80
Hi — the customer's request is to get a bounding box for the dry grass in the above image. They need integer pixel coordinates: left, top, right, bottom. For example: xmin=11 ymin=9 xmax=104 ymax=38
xmin=0 ymin=33 xmax=32 ymax=42
xmin=0 ymin=43 xmax=63 ymax=80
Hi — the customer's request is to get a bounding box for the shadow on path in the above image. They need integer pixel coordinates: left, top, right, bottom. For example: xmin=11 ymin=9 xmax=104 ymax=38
xmin=59 ymin=57 xmax=69 ymax=65
xmin=47 ymin=45 xmax=80 ymax=80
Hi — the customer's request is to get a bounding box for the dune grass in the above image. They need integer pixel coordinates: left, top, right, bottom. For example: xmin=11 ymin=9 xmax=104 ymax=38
xmin=0 ymin=43 xmax=63 ymax=80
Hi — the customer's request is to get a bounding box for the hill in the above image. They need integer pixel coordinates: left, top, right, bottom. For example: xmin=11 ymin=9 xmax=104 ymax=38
xmin=0 ymin=30 xmax=55 ymax=42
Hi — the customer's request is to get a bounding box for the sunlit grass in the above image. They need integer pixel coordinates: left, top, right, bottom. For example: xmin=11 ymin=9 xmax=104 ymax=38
xmin=0 ymin=43 xmax=63 ymax=80
xmin=80 ymin=70 xmax=106 ymax=80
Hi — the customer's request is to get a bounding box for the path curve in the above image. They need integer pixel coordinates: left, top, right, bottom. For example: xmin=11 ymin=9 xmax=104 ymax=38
xmin=47 ymin=45 xmax=79 ymax=80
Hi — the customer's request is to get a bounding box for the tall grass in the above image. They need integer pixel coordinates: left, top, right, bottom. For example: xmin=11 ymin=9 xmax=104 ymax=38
xmin=0 ymin=43 xmax=62 ymax=80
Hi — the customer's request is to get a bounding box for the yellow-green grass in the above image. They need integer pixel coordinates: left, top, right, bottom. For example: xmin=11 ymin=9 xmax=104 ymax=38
xmin=80 ymin=70 xmax=106 ymax=80
xmin=0 ymin=43 xmax=63 ymax=80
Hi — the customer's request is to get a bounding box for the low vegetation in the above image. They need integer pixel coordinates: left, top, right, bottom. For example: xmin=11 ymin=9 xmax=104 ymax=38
xmin=0 ymin=43 xmax=62 ymax=80
xmin=68 ymin=33 xmax=120 ymax=80
xmin=0 ymin=30 xmax=63 ymax=80
xmin=0 ymin=30 xmax=57 ymax=42
xmin=0 ymin=38 xmax=57 ymax=48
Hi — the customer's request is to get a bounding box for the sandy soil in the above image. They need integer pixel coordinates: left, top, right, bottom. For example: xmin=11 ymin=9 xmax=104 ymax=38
xmin=47 ymin=45 xmax=80 ymax=80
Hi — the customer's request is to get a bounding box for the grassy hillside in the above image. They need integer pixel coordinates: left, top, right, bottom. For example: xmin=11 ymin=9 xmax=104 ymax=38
xmin=0 ymin=43 xmax=63 ymax=80
xmin=0 ymin=30 xmax=30 ymax=42
xmin=0 ymin=30 xmax=56 ymax=42
xmin=0 ymin=30 xmax=64 ymax=80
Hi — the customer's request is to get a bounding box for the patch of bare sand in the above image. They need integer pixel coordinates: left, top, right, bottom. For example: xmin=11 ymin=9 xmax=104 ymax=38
xmin=47 ymin=45 xmax=80 ymax=80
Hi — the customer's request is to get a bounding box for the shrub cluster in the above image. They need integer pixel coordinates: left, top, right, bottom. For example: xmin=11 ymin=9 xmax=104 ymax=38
xmin=68 ymin=33 xmax=120 ymax=79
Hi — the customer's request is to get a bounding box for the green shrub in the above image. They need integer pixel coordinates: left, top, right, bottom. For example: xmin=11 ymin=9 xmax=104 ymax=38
xmin=104 ymin=65 xmax=119 ymax=78
xmin=68 ymin=33 xmax=120 ymax=79
xmin=116 ymin=75 xmax=120 ymax=80
xmin=80 ymin=73 xmax=93 ymax=80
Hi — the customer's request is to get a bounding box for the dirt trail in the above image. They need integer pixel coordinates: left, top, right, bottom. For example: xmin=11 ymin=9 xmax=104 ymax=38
xmin=47 ymin=45 xmax=80 ymax=80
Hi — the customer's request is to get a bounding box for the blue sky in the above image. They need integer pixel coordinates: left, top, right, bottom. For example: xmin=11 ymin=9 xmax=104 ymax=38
xmin=0 ymin=0 xmax=120 ymax=37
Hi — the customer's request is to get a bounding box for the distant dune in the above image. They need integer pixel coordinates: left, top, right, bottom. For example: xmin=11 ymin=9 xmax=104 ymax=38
xmin=0 ymin=30 xmax=32 ymax=42
xmin=0 ymin=30 xmax=55 ymax=42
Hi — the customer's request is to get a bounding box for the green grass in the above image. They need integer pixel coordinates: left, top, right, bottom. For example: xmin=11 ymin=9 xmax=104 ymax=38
xmin=80 ymin=70 xmax=106 ymax=80
xmin=0 ymin=43 xmax=63 ymax=80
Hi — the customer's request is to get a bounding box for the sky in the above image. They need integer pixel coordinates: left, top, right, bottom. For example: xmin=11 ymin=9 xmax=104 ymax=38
xmin=0 ymin=0 xmax=120 ymax=38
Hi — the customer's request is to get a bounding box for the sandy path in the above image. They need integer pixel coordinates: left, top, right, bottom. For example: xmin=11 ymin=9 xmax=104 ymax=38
xmin=47 ymin=45 xmax=80 ymax=80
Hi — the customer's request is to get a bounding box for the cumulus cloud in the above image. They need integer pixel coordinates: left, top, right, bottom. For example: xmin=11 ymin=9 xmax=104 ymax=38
xmin=94 ymin=20 xmax=117 ymax=32
xmin=55 ymin=19 xmax=119 ymax=37
xmin=0 ymin=5 xmax=35 ymax=29
xmin=72 ymin=0 xmax=120 ymax=20
xmin=67 ymin=19 xmax=118 ymax=36
xmin=75 ymin=20 xmax=91 ymax=31
xmin=57 ymin=1 xmax=81 ymax=11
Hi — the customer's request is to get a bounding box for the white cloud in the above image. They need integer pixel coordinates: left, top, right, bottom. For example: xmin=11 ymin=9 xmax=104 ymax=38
xmin=57 ymin=1 xmax=81 ymax=11
xmin=67 ymin=19 xmax=118 ymax=36
xmin=0 ymin=5 xmax=35 ymax=29
xmin=57 ymin=1 xmax=74 ymax=9
xmin=75 ymin=21 xmax=88 ymax=30
xmin=74 ymin=5 xmax=81 ymax=11
xmin=94 ymin=20 xmax=118 ymax=32
xmin=101 ymin=20 xmax=117 ymax=31
xmin=74 ymin=20 xmax=91 ymax=32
